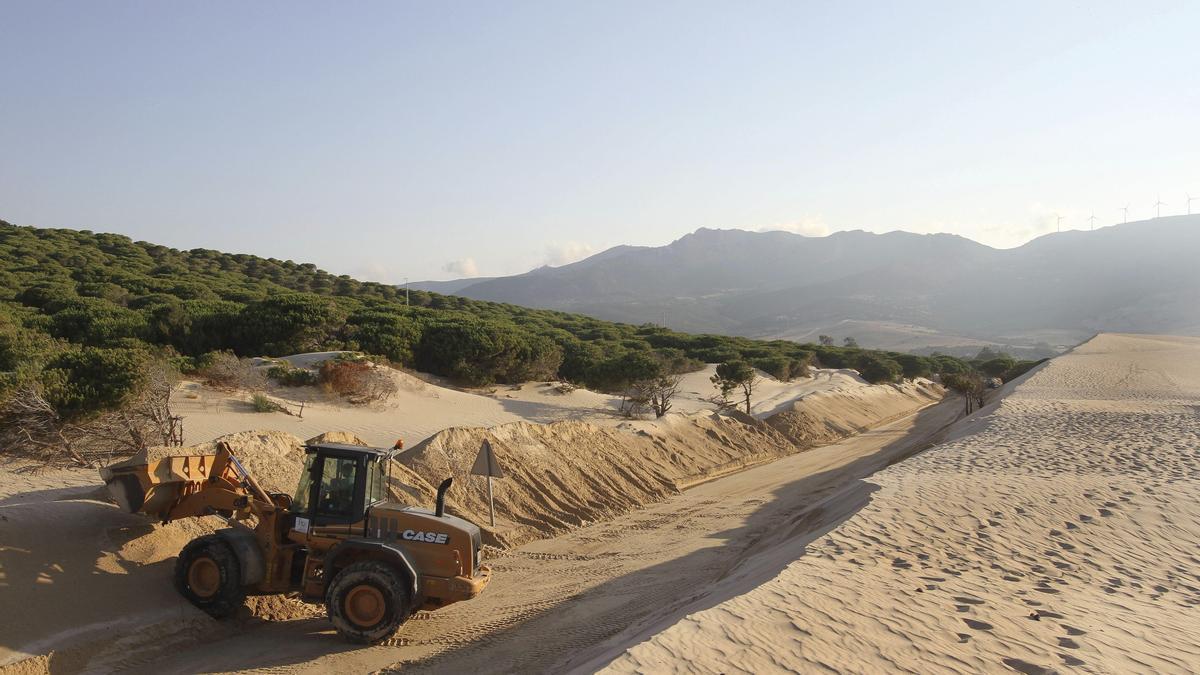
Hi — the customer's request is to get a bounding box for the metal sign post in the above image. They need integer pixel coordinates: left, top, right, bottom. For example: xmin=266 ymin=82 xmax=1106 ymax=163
xmin=470 ymin=438 xmax=505 ymax=527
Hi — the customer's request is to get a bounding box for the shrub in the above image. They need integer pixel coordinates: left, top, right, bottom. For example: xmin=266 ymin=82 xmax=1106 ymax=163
xmin=854 ymin=354 xmax=903 ymax=384
xmin=893 ymin=353 xmax=934 ymax=380
xmin=413 ymin=319 xmax=562 ymax=385
xmin=200 ymin=351 xmax=265 ymax=390
xmin=267 ymin=364 xmax=319 ymax=386
xmin=238 ymin=293 xmax=345 ymax=355
xmin=251 ymin=392 xmax=280 ymax=413
xmin=40 ymin=346 xmax=147 ymax=420
xmin=1000 ymin=358 xmax=1045 ymax=382
xmin=318 ymin=359 xmax=397 ymax=404
xmin=346 ymin=311 xmax=422 ymax=365
xmin=750 ymin=355 xmax=811 ymax=381
xmin=978 ymin=356 xmax=1017 ymax=379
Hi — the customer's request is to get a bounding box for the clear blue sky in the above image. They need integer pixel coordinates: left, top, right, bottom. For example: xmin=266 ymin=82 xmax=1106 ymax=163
xmin=2 ymin=1 xmax=1198 ymax=281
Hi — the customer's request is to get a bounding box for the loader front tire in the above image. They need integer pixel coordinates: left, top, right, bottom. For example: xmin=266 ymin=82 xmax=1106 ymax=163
xmin=326 ymin=561 xmax=411 ymax=643
xmin=174 ymin=535 xmax=245 ymax=619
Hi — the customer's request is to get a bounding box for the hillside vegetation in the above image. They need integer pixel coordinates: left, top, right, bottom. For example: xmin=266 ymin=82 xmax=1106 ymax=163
xmin=0 ymin=221 xmax=1024 ymax=459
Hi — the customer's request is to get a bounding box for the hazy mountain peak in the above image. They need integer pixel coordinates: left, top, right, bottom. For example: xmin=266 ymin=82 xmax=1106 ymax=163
xmin=419 ymin=218 xmax=1200 ymax=349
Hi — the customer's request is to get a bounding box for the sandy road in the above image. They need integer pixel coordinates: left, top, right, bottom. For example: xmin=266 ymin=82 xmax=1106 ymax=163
xmin=136 ymin=398 xmax=962 ymax=675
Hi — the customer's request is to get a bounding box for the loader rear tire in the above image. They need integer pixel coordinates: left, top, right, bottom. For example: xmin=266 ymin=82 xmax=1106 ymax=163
xmin=325 ymin=561 xmax=411 ymax=643
xmin=174 ymin=535 xmax=245 ymax=619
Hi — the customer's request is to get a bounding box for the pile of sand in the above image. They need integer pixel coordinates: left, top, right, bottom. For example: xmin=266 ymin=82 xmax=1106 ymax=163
xmin=397 ymin=381 xmax=940 ymax=549
xmin=130 ymin=430 xmax=309 ymax=494
xmin=400 ymin=413 xmax=801 ymax=546
xmin=764 ymin=378 xmax=944 ymax=448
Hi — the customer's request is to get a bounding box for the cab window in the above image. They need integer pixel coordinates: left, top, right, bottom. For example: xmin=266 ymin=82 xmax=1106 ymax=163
xmin=366 ymin=458 xmax=387 ymax=505
xmin=292 ymin=453 xmax=316 ymax=513
xmin=317 ymin=456 xmax=358 ymax=519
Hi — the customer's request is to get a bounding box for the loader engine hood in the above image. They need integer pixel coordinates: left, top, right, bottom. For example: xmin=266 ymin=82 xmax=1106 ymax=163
xmin=367 ymin=504 xmax=483 ymax=572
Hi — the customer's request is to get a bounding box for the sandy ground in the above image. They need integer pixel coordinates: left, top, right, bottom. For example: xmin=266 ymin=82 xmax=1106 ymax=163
xmin=118 ymin=381 xmax=965 ymax=675
xmin=591 ymin=333 xmax=1200 ymax=674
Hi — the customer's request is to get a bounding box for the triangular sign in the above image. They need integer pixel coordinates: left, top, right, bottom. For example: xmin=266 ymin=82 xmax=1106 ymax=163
xmin=470 ymin=439 xmax=505 ymax=478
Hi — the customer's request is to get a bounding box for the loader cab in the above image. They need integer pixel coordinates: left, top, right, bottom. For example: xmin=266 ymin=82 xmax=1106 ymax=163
xmin=291 ymin=443 xmax=393 ymax=526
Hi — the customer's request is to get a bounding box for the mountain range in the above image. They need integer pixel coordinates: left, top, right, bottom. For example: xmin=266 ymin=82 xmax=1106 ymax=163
xmin=412 ymin=216 xmax=1200 ymax=353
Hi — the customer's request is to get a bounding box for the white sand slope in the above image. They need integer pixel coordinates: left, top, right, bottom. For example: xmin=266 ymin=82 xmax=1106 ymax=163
xmin=593 ymin=334 xmax=1200 ymax=674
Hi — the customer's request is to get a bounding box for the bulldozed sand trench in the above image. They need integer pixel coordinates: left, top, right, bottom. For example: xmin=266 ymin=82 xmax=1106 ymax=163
xmin=0 ymin=380 xmax=944 ymax=673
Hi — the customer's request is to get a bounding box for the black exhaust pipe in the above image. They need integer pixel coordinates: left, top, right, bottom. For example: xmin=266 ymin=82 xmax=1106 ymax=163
xmin=435 ymin=477 xmax=453 ymax=517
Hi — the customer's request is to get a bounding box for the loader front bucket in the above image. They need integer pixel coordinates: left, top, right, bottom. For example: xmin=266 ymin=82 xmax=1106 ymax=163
xmin=99 ymin=454 xmax=217 ymax=518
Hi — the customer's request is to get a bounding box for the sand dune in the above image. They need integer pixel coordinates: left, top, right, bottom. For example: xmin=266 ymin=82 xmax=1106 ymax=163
xmin=591 ymin=334 xmax=1200 ymax=674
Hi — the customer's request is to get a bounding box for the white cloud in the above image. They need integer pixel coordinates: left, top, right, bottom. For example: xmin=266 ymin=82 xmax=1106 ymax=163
xmin=756 ymin=216 xmax=831 ymax=238
xmin=354 ymin=261 xmax=401 ymax=284
xmin=442 ymin=258 xmax=479 ymax=277
xmin=544 ymin=241 xmax=596 ymax=267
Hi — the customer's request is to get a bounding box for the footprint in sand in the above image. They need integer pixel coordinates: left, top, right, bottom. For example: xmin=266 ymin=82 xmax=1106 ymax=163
xmin=1057 ymin=637 xmax=1080 ymax=649
xmin=1002 ymin=657 xmax=1054 ymax=674
xmin=1059 ymin=653 xmax=1086 ymax=667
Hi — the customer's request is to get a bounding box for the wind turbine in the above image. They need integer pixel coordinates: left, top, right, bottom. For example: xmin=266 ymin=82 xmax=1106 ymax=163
xmin=1055 ymin=213 xmax=1064 ymax=233
xmin=1154 ymin=195 xmax=1167 ymax=218
xmin=1119 ymin=204 xmax=1129 ymax=224
xmin=1088 ymin=212 xmax=1097 ymax=230
xmin=1188 ymin=192 xmax=1197 ymax=215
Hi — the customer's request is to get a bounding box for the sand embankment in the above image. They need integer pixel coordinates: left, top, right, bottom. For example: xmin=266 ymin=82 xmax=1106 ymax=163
xmin=593 ymin=334 xmax=1200 ymax=674
xmin=402 ymin=379 xmax=942 ymax=547
xmin=765 ymin=378 xmax=944 ymax=449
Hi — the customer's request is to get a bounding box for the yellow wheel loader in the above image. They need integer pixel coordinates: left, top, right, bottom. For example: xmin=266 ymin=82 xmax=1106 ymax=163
xmin=100 ymin=440 xmax=491 ymax=643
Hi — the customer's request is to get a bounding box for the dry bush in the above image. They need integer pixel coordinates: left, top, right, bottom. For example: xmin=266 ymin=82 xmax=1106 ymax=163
xmin=0 ymin=360 xmax=181 ymax=468
xmin=318 ymin=359 xmax=397 ymax=405
xmin=201 ymin=351 xmax=265 ymax=390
